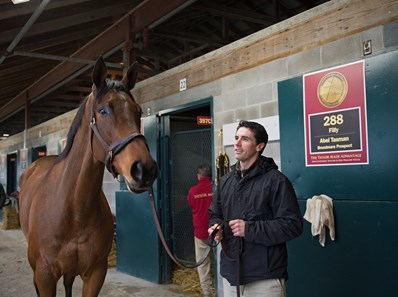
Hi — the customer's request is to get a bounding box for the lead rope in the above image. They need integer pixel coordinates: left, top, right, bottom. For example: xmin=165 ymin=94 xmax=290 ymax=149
xmin=148 ymin=187 xmax=215 ymax=268
xmin=221 ymin=236 xmax=242 ymax=297
xmin=237 ymin=238 xmax=242 ymax=297
xmin=147 ymin=187 xmax=242 ymax=297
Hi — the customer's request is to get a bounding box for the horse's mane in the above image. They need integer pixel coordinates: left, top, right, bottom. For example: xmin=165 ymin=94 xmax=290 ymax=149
xmin=54 ymin=96 xmax=88 ymax=163
xmin=54 ymin=78 xmax=134 ymax=163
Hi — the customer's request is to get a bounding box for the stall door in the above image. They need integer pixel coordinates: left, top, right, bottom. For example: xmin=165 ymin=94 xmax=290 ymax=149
xmin=278 ymin=50 xmax=398 ymax=297
xmin=116 ymin=101 xmax=213 ymax=284
xmin=116 ymin=115 xmax=162 ymax=283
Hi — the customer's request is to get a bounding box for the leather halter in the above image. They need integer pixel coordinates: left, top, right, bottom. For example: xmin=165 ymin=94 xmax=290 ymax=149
xmin=89 ymin=103 xmax=146 ymax=178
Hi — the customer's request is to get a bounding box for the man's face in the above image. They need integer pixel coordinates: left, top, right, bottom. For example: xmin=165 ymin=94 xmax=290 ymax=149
xmin=234 ymin=127 xmax=264 ymax=163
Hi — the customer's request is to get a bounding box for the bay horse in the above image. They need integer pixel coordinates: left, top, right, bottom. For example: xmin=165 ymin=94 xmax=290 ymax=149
xmin=19 ymin=56 xmax=157 ymax=297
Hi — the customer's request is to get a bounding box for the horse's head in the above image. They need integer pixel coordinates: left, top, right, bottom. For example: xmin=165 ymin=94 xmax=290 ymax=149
xmin=89 ymin=56 xmax=157 ymax=193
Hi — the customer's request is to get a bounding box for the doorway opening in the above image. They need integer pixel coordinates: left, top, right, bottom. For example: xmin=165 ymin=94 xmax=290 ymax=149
xmin=32 ymin=145 xmax=47 ymax=161
xmin=6 ymin=153 xmax=17 ymax=194
xmin=159 ymin=102 xmax=214 ymax=291
xmin=169 ymin=107 xmax=212 ymax=264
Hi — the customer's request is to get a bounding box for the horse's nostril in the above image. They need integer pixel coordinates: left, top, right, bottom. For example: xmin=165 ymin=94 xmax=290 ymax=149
xmin=131 ymin=161 xmax=143 ymax=182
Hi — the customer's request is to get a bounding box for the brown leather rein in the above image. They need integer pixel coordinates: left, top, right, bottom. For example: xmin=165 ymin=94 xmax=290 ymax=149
xmin=147 ymin=186 xmax=218 ymax=268
xmin=147 ymin=186 xmax=242 ymax=297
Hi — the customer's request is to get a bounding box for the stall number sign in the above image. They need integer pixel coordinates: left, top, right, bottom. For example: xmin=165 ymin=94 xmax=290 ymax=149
xmin=197 ymin=116 xmax=212 ymax=126
xmin=303 ymin=61 xmax=368 ymax=166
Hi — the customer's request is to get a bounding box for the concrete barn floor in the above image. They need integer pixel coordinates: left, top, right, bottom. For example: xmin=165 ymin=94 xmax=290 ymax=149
xmin=0 ymin=226 xmax=197 ymax=297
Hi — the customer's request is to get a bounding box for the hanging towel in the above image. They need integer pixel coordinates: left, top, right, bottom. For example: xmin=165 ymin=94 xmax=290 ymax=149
xmin=303 ymin=194 xmax=335 ymax=247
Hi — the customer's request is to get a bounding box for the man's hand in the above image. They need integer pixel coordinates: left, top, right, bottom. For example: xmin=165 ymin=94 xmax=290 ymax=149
xmin=208 ymin=224 xmax=223 ymax=241
xmin=229 ymin=219 xmax=245 ymax=237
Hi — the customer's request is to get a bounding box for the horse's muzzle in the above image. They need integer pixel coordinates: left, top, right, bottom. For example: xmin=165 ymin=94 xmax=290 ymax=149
xmin=124 ymin=160 xmax=157 ymax=193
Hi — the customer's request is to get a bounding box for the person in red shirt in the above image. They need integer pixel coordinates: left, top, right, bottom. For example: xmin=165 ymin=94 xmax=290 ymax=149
xmin=188 ymin=164 xmax=213 ymax=297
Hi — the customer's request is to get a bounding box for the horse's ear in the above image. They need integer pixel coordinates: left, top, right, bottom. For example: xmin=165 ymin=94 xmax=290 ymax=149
xmin=121 ymin=61 xmax=139 ymax=91
xmin=92 ymin=56 xmax=107 ymax=91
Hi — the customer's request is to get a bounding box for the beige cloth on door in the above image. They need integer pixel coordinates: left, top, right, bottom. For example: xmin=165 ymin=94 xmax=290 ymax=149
xmin=303 ymin=194 xmax=335 ymax=247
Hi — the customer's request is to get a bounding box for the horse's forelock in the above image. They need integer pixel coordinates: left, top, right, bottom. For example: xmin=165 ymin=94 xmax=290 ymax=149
xmin=95 ymin=78 xmax=135 ymax=103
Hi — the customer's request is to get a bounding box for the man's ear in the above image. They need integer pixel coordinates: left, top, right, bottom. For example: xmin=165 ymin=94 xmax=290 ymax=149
xmin=256 ymin=142 xmax=266 ymax=152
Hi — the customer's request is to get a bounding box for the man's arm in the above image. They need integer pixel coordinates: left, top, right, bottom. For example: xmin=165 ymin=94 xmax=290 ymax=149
xmin=244 ymin=175 xmax=303 ymax=246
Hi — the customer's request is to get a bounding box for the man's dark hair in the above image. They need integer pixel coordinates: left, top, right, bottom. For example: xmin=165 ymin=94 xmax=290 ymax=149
xmin=237 ymin=120 xmax=269 ymax=155
xmin=197 ymin=164 xmax=212 ymax=177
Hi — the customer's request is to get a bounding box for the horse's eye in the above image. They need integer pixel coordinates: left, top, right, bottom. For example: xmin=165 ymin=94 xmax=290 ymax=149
xmin=98 ymin=106 xmax=110 ymax=116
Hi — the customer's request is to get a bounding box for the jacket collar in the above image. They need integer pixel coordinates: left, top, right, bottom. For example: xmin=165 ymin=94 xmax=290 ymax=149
xmin=234 ymin=156 xmax=278 ymax=178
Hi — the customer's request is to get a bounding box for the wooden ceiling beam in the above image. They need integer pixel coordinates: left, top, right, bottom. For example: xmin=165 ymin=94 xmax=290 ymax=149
xmin=153 ymin=30 xmax=225 ymax=46
xmin=63 ymin=85 xmax=91 ymax=93
xmin=0 ymin=0 xmax=193 ymax=123
xmin=192 ymin=1 xmax=276 ymax=25
xmin=0 ymin=3 xmax=142 ymax=44
xmin=0 ymin=0 xmax=91 ymax=20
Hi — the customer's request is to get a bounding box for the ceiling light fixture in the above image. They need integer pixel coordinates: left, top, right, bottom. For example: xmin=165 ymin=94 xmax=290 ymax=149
xmin=12 ymin=0 xmax=30 ymax=4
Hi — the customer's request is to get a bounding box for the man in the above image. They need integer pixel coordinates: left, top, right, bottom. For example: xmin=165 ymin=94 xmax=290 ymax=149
xmin=188 ymin=164 xmax=213 ymax=297
xmin=208 ymin=120 xmax=303 ymax=297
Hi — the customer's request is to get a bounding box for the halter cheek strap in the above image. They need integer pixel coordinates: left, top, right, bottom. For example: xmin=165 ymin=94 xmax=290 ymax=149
xmin=104 ymin=132 xmax=146 ymax=176
xmin=90 ymin=116 xmax=108 ymax=150
xmin=89 ymin=111 xmax=147 ymax=178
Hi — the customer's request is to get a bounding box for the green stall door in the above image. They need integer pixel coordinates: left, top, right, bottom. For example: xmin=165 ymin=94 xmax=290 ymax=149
xmin=279 ymin=51 xmax=398 ymax=297
xmin=116 ymin=115 xmax=162 ymax=283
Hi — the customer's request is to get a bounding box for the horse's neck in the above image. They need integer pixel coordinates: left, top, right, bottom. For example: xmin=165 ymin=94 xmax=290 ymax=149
xmin=62 ymin=121 xmax=107 ymax=206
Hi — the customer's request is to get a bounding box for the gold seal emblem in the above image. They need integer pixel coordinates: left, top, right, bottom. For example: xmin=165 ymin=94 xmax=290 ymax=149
xmin=317 ymin=72 xmax=348 ymax=108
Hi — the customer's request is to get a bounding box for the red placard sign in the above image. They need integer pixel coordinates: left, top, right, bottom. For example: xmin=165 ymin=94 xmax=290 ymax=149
xmin=303 ymin=61 xmax=368 ymax=166
xmin=197 ymin=116 xmax=212 ymax=126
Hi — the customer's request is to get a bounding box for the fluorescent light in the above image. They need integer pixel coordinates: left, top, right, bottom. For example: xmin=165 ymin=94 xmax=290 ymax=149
xmin=12 ymin=0 xmax=30 ymax=4
xmin=3 ymin=134 xmax=9 ymax=137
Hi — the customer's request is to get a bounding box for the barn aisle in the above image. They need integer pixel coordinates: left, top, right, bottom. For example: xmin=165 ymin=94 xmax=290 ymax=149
xmin=0 ymin=227 xmax=196 ymax=297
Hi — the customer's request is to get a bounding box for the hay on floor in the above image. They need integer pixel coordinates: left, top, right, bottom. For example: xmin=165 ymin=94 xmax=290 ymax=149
xmin=172 ymin=265 xmax=201 ymax=294
xmin=172 ymin=263 xmax=216 ymax=296
xmin=107 ymin=238 xmax=116 ymax=268
xmin=2 ymin=205 xmax=20 ymax=230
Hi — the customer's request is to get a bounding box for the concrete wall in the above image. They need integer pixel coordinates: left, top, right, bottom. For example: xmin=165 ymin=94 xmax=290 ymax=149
xmin=0 ymin=0 xmax=397 ymax=255
xmin=139 ymin=19 xmax=398 ymax=170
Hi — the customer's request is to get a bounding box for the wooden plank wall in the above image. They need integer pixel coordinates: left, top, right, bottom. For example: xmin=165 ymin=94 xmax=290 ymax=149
xmin=134 ymin=0 xmax=398 ymax=103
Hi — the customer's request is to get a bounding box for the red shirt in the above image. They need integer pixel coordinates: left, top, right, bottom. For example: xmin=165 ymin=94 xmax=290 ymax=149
xmin=188 ymin=176 xmax=213 ymax=240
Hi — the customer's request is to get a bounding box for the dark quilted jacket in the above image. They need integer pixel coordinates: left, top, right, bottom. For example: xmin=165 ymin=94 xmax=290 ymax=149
xmin=209 ymin=156 xmax=303 ymax=286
